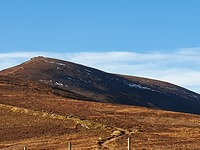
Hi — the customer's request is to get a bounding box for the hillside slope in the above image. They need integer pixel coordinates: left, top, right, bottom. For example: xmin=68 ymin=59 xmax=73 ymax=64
xmin=1 ymin=60 xmax=200 ymax=149
xmin=1 ymin=56 xmax=200 ymax=114
xmin=1 ymin=77 xmax=200 ymax=149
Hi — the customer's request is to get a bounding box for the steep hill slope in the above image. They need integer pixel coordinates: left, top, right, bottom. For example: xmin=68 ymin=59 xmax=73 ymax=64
xmin=1 ymin=56 xmax=200 ymax=114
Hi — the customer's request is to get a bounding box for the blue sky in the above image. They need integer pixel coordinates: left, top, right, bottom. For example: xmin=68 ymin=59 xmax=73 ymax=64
xmin=0 ymin=0 xmax=200 ymax=52
xmin=0 ymin=1 xmax=200 ymax=93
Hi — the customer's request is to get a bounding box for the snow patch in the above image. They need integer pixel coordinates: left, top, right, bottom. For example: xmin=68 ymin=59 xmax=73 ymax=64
xmin=56 ymin=62 xmax=65 ymax=66
xmin=189 ymin=94 xmax=200 ymax=100
xmin=84 ymin=69 xmax=92 ymax=73
xmin=55 ymin=82 xmax=63 ymax=86
xmin=45 ymin=60 xmax=65 ymax=66
xmin=67 ymin=77 xmax=72 ymax=80
xmin=79 ymin=78 xmax=91 ymax=84
xmin=127 ymin=83 xmax=153 ymax=91
xmin=40 ymin=79 xmax=52 ymax=83
xmin=39 ymin=79 xmax=46 ymax=82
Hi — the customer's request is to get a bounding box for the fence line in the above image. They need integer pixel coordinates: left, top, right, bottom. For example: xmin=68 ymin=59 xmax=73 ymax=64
xmin=22 ymin=138 xmax=131 ymax=150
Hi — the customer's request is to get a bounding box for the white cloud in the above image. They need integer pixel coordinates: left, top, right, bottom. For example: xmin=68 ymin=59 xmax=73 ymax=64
xmin=0 ymin=48 xmax=200 ymax=94
xmin=0 ymin=52 xmax=46 ymax=70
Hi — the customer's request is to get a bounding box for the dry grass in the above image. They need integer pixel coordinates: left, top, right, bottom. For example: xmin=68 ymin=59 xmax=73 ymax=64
xmin=1 ymin=76 xmax=200 ymax=149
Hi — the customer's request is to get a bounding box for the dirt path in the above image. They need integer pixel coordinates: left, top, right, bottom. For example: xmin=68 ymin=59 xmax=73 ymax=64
xmin=97 ymin=126 xmax=132 ymax=150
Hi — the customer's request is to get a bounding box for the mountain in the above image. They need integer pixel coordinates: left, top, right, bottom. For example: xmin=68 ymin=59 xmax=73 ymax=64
xmin=1 ymin=56 xmax=200 ymax=114
xmin=1 ymin=56 xmax=200 ymax=149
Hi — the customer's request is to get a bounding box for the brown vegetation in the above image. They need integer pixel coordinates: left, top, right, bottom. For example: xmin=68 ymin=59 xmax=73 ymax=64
xmin=1 ymin=75 xmax=200 ymax=149
xmin=1 ymin=57 xmax=200 ymax=149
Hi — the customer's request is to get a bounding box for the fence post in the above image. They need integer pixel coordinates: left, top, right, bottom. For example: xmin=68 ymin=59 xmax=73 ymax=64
xmin=24 ymin=145 xmax=27 ymax=150
xmin=128 ymin=137 xmax=131 ymax=150
xmin=68 ymin=142 xmax=72 ymax=150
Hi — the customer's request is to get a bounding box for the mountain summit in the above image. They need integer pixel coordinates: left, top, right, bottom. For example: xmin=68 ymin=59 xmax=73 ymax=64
xmin=1 ymin=56 xmax=200 ymax=114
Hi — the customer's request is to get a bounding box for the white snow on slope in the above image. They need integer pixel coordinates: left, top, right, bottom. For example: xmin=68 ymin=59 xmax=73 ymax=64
xmin=84 ymin=69 xmax=92 ymax=73
xmin=55 ymin=82 xmax=63 ymax=86
xmin=45 ymin=60 xmax=65 ymax=66
xmin=127 ymin=83 xmax=153 ymax=91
